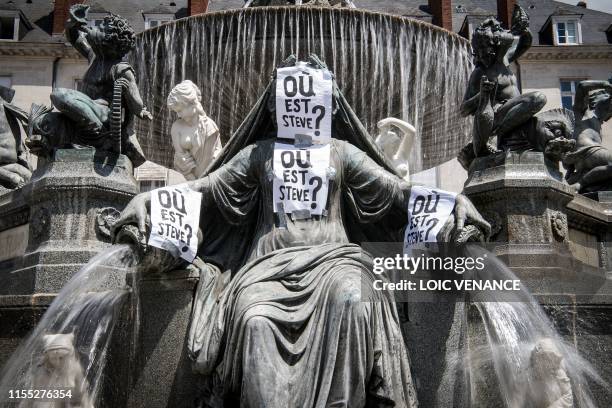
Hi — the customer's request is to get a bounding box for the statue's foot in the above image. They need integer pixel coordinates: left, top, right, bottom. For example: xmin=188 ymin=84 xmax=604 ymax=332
xmin=458 ymin=142 xmax=499 ymax=171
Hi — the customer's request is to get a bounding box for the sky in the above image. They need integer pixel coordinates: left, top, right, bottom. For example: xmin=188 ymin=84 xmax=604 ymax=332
xmin=557 ymin=0 xmax=612 ymax=13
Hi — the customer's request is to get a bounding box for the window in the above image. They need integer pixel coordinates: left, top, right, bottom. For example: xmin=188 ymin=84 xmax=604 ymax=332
xmin=87 ymin=19 xmax=105 ymax=28
xmin=560 ymin=79 xmax=586 ymax=109
xmin=0 ymin=76 xmax=11 ymax=89
xmin=86 ymin=13 xmax=109 ymax=29
xmin=553 ymin=17 xmax=582 ymax=45
xmin=139 ymin=179 xmax=167 ymax=192
xmin=0 ymin=15 xmax=18 ymax=40
xmin=557 ymin=21 xmax=577 ymax=44
xmin=144 ymin=14 xmax=174 ymax=30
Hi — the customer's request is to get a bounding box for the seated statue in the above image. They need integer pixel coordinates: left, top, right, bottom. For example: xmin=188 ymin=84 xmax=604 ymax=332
xmin=460 ymin=6 xmax=546 ymax=157
xmin=25 ymin=4 xmax=150 ymax=167
xmin=374 ymin=117 xmax=415 ymax=181
xmin=563 ymin=80 xmax=612 ymax=194
xmin=112 ymin=57 xmax=490 ymax=407
xmin=0 ymin=86 xmax=31 ymax=190
xmin=167 ymin=81 xmax=223 ymax=180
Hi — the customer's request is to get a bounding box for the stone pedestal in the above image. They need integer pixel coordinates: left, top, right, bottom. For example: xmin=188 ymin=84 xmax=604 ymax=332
xmin=1 ymin=149 xmax=138 ymax=295
xmin=101 ymin=270 xmax=200 ymax=408
xmin=464 ymin=151 xmax=582 ymax=295
xmin=462 ymin=150 xmax=612 ymax=407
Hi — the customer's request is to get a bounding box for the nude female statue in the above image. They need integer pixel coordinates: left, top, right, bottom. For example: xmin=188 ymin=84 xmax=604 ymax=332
xmin=167 ymin=81 xmax=222 ymax=180
xmin=374 ymin=117 xmax=416 ymax=181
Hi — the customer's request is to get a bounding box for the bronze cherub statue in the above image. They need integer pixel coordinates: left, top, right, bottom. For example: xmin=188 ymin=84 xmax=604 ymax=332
xmin=25 ymin=4 xmax=150 ymax=167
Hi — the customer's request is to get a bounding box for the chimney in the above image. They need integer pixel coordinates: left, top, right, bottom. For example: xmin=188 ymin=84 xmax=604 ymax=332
xmin=53 ymin=0 xmax=82 ymax=35
xmin=497 ymin=0 xmax=516 ymax=29
xmin=577 ymin=1 xmax=587 ymax=8
xmin=188 ymin=0 xmax=210 ymax=16
xmin=428 ymin=0 xmax=452 ymax=31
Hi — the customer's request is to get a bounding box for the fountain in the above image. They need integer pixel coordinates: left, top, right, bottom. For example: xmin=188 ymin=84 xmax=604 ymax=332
xmin=0 ymin=3 xmax=610 ymax=408
xmin=131 ymin=6 xmax=473 ymax=174
xmin=0 ymin=245 xmax=137 ymax=407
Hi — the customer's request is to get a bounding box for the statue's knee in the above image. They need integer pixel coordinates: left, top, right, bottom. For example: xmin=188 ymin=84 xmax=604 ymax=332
xmin=50 ymin=88 xmax=71 ymax=109
xmin=335 ymin=279 xmax=364 ymax=310
xmin=530 ymin=91 xmax=547 ymax=110
xmin=244 ymin=315 xmax=269 ymax=334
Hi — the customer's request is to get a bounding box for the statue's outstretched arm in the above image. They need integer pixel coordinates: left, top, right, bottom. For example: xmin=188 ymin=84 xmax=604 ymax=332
xmin=507 ymin=4 xmax=531 ymax=63
xmin=342 ymin=140 xmax=491 ymax=237
xmin=65 ymin=4 xmax=95 ymax=62
xmin=111 ymin=144 xmax=259 ymax=238
xmin=507 ymin=29 xmax=532 ymax=63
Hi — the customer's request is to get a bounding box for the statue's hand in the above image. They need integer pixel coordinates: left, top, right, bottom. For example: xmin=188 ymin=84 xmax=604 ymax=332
xmin=111 ymin=192 xmax=152 ymax=239
xmin=479 ymin=76 xmax=496 ymax=93
xmin=454 ymin=194 xmax=491 ymax=238
xmin=138 ymin=108 xmax=153 ymax=121
xmin=67 ymin=4 xmax=90 ymax=27
xmin=0 ymin=165 xmax=26 ymax=189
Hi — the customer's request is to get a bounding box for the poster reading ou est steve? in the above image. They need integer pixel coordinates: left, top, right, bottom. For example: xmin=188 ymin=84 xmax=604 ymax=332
xmin=148 ymin=184 xmax=202 ymax=262
xmin=403 ymin=185 xmax=457 ymax=254
xmin=275 ymin=63 xmax=333 ymax=145
xmin=272 ymin=142 xmax=331 ymax=216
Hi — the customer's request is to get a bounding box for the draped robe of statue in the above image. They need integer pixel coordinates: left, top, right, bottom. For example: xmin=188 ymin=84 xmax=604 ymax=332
xmin=185 ymin=56 xmax=417 ymax=407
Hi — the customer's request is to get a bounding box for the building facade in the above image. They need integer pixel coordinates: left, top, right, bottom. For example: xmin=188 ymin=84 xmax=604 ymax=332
xmin=0 ymin=0 xmax=610 ymax=191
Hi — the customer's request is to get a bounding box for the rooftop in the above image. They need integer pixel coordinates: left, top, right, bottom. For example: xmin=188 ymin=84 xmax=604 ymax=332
xmin=0 ymin=0 xmax=609 ymax=45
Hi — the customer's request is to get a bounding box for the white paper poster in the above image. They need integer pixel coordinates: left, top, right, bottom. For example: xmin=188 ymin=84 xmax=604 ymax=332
xmin=404 ymin=186 xmax=457 ymax=253
xmin=148 ymin=184 xmax=202 ymax=262
xmin=272 ymin=142 xmax=331 ymax=216
xmin=275 ymin=63 xmax=333 ymax=145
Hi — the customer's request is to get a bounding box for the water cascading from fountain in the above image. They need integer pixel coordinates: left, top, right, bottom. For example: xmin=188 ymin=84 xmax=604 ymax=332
xmin=0 ymin=245 xmax=138 ymax=407
xmin=444 ymin=245 xmax=606 ymax=408
xmin=131 ymin=6 xmax=473 ymax=174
